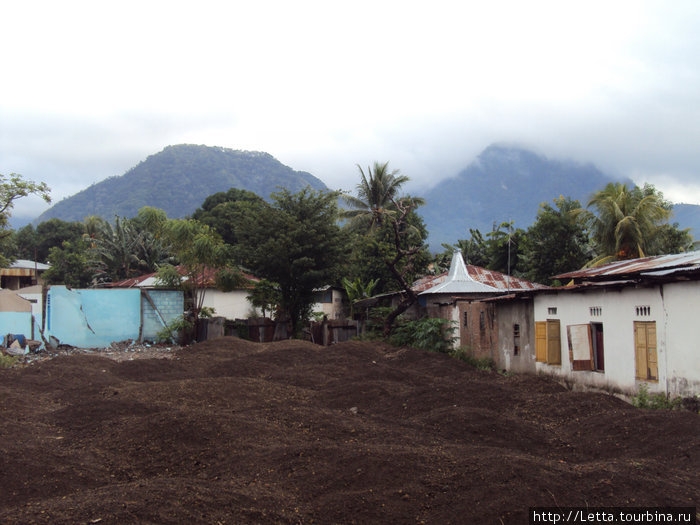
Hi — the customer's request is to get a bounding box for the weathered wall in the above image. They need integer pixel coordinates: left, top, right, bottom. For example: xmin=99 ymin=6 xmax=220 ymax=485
xmin=662 ymin=280 xmax=700 ymax=397
xmin=202 ymin=289 xmax=260 ymax=320
xmin=141 ymin=290 xmax=184 ymax=341
xmin=47 ymin=286 xmax=141 ymax=348
xmin=533 ymin=282 xmax=699 ymax=396
xmin=457 ymin=301 xmax=497 ymax=361
xmin=495 ymin=299 xmax=536 ymax=374
xmin=0 ymin=312 xmax=33 ymax=341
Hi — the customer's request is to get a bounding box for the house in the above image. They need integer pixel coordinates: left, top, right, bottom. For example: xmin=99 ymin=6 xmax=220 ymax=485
xmin=529 ymin=251 xmax=700 ymax=397
xmin=311 ymin=285 xmax=345 ymax=320
xmin=110 ymin=267 xmax=262 ymax=321
xmin=417 ymin=251 xmax=547 ymax=362
xmin=0 ymin=260 xmax=50 ymax=290
xmin=0 ymin=288 xmax=35 ymax=342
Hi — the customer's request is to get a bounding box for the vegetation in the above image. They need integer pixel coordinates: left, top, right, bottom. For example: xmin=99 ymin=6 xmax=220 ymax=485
xmin=0 ymin=173 xmax=51 ymax=267
xmin=573 ymin=182 xmax=691 ymax=263
xmin=389 ymin=317 xmax=456 ymax=353
xmin=448 ymin=347 xmax=497 ymax=370
xmin=631 ymin=384 xmax=682 ymax=410
xmin=233 ymin=188 xmax=348 ymax=338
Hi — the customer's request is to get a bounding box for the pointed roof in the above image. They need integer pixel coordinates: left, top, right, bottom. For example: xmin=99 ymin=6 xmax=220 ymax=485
xmin=419 ymin=251 xmax=499 ymax=295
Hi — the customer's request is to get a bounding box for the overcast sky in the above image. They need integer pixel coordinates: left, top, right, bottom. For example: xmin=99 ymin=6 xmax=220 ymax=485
xmin=2 ymin=0 xmax=700 ymax=222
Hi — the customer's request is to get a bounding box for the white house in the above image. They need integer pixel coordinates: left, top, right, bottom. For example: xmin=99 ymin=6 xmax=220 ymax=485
xmin=532 ymin=252 xmax=700 ymax=397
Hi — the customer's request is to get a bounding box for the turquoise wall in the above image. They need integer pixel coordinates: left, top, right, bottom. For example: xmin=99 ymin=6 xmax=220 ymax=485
xmin=47 ymin=286 xmax=142 ymax=348
xmin=0 ymin=312 xmax=33 ymax=341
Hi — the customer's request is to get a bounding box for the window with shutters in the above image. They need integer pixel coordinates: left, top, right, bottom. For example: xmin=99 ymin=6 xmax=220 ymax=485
xmin=513 ymin=324 xmax=520 ymax=355
xmin=634 ymin=321 xmax=658 ymax=381
xmin=535 ymin=319 xmax=561 ymax=365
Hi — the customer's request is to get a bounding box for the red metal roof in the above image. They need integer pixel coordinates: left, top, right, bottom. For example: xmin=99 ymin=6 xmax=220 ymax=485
xmin=412 ymin=265 xmax=547 ymax=293
xmin=108 ymin=267 xmax=260 ymax=289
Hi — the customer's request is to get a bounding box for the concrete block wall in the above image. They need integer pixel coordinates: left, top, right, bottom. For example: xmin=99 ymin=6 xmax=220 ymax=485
xmin=141 ymin=290 xmax=184 ymax=341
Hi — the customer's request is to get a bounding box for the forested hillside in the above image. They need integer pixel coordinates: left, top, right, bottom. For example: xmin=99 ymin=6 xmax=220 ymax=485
xmin=36 ymin=145 xmax=327 ymax=222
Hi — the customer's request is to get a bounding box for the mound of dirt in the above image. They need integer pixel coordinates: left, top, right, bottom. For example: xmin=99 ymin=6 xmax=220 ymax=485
xmin=0 ymin=338 xmax=697 ymax=524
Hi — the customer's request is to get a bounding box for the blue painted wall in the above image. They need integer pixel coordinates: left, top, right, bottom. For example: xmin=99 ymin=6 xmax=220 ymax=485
xmin=47 ymin=286 xmax=142 ymax=348
xmin=0 ymin=312 xmax=33 ymax=341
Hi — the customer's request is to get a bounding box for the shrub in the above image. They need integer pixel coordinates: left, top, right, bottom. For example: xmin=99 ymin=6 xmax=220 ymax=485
xmin=449 ymin=347 xmax=496 ymax=370
xmin=389 ymin=317 xmax=456 ymax=354
xmin=632 ymin=384 xmax=682 ymax=410
xmin=0 ymin=354 xmax=19 ymax=368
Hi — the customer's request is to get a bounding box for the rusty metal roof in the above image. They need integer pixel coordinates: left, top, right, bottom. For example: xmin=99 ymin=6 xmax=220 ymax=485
xmin=108 ymin=267 xmax=260 ymax=288
xmin=413 ymin=260 xmax=547 ymax=294
xmin=554 ymin=251 xmax=700 ymax=281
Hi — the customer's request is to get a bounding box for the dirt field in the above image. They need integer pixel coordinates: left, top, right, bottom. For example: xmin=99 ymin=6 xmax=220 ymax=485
xmin=0 ymin=337 xmax=697 ymax=524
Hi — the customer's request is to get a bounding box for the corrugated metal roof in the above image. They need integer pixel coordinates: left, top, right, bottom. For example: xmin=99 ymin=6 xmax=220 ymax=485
xmin=554 ymin=250 xmax=700 ymax=281
xmin=108 ymin=267 xmax=260 ymax=288
xmin=419 ymin=252 xmax=498 ymax=295
xmin=414 ymin=253 xmax=548 ymax=294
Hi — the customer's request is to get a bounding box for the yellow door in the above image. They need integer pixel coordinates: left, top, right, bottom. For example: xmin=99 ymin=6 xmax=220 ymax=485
xmin=634 ymin=321 xmax=658 ymax=381
xmin=535 ymin=321 xmax=546 ymax=362
xmin=546 ymin=319 xmax=561 ymax=365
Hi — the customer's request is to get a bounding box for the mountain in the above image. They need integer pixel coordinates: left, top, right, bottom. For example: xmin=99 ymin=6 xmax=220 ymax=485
xmin=420 ymin=144 xmax=638 ymax=248
xmin=671 ymin=204 xmax=700 ymax=240
xmin=36 ymin=144 xmax=328 ymax=223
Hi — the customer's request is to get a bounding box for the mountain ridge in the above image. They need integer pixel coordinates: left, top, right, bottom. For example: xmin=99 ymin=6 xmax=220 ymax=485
xmin=36 ymin=144 xmax=327 ymax=223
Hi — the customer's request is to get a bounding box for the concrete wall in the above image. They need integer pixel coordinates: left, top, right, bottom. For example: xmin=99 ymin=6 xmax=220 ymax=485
xmin=0 ymin=312 xmax=33 ymax=341
xmin=47 ymin=286 xmax=142 ymax=348
xmin=141 ymin=290 xmax=184 ymax=341
xmin=661 ymin=280 xmax=700 ymax=396
xmin=495 ymin=299 xmax=536 ymax=374
xmin=533 ymin=282 xmax=699 ymax=396
xmin=202 ymin=289 xmax=260 ymax=320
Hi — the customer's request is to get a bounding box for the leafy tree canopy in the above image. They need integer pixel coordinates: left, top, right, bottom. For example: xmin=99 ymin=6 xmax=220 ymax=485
xmin=233 ymin=188 xmax=348 ymax=337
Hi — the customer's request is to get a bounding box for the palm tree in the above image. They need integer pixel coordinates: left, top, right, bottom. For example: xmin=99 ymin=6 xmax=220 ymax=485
xmin=341 ymin=162 xmax=423 ymax=230
xmin=574 ymin=182 xmax=670 ymax=262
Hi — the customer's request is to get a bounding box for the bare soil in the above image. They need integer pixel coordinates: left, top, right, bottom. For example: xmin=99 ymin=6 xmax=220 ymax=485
xmin=0 ymin=337 xmax=697 ymax=524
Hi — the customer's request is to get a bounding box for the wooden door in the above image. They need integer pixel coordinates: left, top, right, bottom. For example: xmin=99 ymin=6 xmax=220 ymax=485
xmin=634 ymin=321 xmax=658 ymax=381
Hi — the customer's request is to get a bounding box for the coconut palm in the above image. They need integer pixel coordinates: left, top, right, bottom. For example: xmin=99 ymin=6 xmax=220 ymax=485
xmin=341 ymin=162 xmax=423 ymax=230
xmin=574 ymin=182 xmax=671 ymax=262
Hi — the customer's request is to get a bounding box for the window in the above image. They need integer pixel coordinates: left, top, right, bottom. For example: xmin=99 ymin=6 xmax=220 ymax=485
xmin=591 ymin=323 xmax=604 ymax=371
xmin=635 ymin=305 xmax=651 ymax=316
xmin=479 ymin=311 xmax=485 ymax=332
xmin=634 ymin=321 xmax=658 ymax=381
xmin=463 ymin=311 xmax=469 ymax=328
xmin=513 ymin=324 xmax=520 ymax=355
xmin=548 ymin=307 xmax=557 ymax=315
xmin=566 ymin=324 xmax=594 ymax=371
xmin=589 ymin=306 xmax=602 ymax=316
xmin=535 ymin=320 xmax=561 ymax=365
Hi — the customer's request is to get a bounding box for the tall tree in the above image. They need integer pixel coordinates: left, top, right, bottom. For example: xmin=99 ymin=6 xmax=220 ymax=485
xmin=522 ymin=196 xmax=590 ymax=285
xmin=191 ymin=188 xmax=266 ymax=246
xmin=234 ymin=188 xmax=347 ymax=338
xmin=341 ymin=162 xmax=424 ymax=230
xmin=0 ymin=173 xmax=51 ymax=267
xmin=573 ymin=182 xmax=676 ymax=262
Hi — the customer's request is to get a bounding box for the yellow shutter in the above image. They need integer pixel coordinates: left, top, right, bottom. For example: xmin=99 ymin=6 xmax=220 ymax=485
xmin=546 ymin=319 xmax=561 ymax=365
xmin=646 ymin=323 xmax=658 ymax=380
xmin=634 ymin=321 xmax=658 ymax=381
xmin=535 ymin=321 xmax=546 ymax=362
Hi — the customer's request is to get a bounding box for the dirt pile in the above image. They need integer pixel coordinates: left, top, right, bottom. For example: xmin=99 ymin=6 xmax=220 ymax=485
xmin=0 ymin=338 xmax=697 ymax=524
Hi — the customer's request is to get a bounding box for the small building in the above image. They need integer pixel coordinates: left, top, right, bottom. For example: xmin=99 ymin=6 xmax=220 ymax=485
xmin=312 ymin=285 xmax=345 ymax=320
xmin=0 ymin=260 xmax=50 ymax=290
xmin=531 ymin=251 xmax=700 ymax=397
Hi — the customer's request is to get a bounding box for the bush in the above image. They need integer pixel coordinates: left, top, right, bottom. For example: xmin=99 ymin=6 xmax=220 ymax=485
xmin=389 ymin=317 xmax=456 ymax=354
xmin=157 ymin=315 xmax=193 ymax=343
xmin=449 ymin=347 xmax=496 ymax=370
xmin=0 ymin=354 xmax=19 ymax=368
xmin=632 ymin=384 xmax=682 ymax=410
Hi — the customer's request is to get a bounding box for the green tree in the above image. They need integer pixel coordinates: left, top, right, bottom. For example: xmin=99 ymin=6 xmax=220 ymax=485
xmin=246 ymin=279 xmax=281 ymax=319
xmin=0 ymin=173 xmax=51 ymax=267
xmin=522 ymin=196 xmax=590 ymax=285
xmin=341 ymin=162 xmax=424 ymax=230
xmin=573 ymin=182 xmax=673 ymax=262
xmin=43 ymin=238 xmax=93 ymax=288
xmin=191 ymin=188 xmax=267 ymax=246
xmin=139 ymin=207 xmax=232 ymax=339
xmin=234 ymin=188 xmax=347 ymax=338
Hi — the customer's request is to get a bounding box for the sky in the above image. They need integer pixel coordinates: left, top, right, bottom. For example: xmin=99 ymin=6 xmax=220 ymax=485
xmin=2 ymin=0 xmax=700 ymax=223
